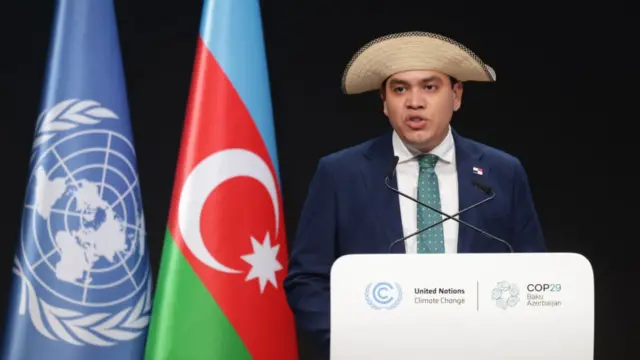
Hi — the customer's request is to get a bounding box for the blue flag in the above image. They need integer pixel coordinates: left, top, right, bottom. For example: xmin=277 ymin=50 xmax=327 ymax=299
xmin=2 ymin=1 xmax=152 ymax=359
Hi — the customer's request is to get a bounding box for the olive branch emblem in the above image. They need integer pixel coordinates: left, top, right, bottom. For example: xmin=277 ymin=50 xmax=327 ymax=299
xmin=13 ymin=258 xmax=151 ymax=346
xmin=33 ymin=99 xmax=118 ymax=147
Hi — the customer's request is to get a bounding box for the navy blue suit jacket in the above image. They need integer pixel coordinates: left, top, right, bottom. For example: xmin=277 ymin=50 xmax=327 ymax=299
xmin=283 ymin=130 xmax=546 ymax=357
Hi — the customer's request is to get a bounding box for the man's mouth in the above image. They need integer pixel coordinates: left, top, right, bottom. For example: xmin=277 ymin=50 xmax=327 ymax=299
xmin=405 ymin=116 xmax=426 ymax=129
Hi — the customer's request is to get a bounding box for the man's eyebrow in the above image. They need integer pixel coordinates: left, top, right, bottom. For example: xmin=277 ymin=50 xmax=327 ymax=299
xmin=388 ymin=76 xmax=441 ymax=85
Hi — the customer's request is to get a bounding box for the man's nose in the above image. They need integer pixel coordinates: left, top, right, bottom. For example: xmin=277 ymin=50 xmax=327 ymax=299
xmin=405 ymin=91 xmax=425 ymax=109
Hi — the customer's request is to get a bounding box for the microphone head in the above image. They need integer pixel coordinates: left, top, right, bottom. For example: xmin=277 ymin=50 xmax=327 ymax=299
xmin=386 ymin=156 xmax=399 ymax=179
xmin=472 ymin=181 xmax=492 ymax=194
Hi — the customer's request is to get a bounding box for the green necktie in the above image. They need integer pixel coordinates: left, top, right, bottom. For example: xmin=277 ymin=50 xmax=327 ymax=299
xmin=416 ymin=154 xmax=445 ymax=253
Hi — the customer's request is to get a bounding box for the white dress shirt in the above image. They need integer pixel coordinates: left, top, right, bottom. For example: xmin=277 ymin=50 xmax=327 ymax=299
xmin=392 ymin=127 xmax=459 ymax=253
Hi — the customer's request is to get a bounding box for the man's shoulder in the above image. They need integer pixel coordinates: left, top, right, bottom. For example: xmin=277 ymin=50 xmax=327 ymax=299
xmin=317 ymin=133 xmax=386 ymax=167
xmin=457 ymin=134 xmax=523 ymax=169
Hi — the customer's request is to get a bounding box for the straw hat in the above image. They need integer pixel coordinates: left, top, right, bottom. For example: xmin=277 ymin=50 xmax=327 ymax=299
xmin=341 ymin=31 xmax=497 ymax=94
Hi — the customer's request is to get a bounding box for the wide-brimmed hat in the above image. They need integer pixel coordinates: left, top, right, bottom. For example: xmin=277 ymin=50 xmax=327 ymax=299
xmin=341 ymin=31 xmax=496 ymax=94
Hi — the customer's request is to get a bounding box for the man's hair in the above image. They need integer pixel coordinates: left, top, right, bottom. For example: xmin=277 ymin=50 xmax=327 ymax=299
xmin=379 ymin=75 xmax=459 ymax=99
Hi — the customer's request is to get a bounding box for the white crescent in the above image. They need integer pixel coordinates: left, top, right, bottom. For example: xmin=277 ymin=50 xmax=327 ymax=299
xmin=178 ymin=148 xmax=280 ymax=274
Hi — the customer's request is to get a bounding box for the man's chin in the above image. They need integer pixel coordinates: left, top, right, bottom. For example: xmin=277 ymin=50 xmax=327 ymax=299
xmin=399 ymin=132 xmax=438 ymax=152
xmin=404 ymin=140 xmax=431 ymax=153
xmin=403 ymin=132 xmax=431 ymax=144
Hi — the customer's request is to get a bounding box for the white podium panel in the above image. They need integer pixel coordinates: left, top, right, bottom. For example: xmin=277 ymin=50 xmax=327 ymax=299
xmin=330 ymin=253 xmax=593 ymax=360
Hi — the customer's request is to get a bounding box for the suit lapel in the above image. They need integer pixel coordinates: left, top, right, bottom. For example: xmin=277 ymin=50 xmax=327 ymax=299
xmin=361 ymin=132 xmax=405 ymax=253
xmin=453 ymin=131 xmax=486 ymax=253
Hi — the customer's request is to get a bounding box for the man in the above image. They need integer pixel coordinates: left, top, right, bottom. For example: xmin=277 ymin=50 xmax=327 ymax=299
xmin=283 ymin=31 xmax=546 ymax=358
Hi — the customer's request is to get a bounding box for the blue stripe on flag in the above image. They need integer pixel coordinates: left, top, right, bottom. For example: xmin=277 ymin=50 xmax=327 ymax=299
xmin=199 ymin=0 xmax=282 ymax=181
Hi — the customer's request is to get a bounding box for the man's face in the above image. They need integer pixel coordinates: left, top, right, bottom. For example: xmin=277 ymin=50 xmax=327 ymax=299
xmin=382 ymin=70 xmax=463 ymax=152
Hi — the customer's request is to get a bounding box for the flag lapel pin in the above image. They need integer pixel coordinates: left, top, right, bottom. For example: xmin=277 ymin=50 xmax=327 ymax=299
xmin=473 ymin=166 xmax=483 ymax=175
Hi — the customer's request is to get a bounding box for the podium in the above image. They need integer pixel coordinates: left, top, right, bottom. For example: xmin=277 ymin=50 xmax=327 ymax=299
xmin=330 ymin=253 xmax=594 ymax=359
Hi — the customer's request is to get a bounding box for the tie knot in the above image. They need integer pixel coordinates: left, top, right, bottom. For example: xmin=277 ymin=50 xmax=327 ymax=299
xmin=418 ymin=154 xmax=439 ymax=169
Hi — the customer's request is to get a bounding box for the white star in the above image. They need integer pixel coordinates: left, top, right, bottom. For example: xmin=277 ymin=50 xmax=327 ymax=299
xmin=240 ymin=232 xmax=283 ymax=293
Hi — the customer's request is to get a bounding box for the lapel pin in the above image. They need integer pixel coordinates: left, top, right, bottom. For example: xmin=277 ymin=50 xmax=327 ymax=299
xmin=473 ymin=167 xmax=483 ymax=175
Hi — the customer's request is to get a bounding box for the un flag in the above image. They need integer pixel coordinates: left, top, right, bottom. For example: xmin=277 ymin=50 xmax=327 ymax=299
xmin=2 ymin=1 xmax=152 ymax=359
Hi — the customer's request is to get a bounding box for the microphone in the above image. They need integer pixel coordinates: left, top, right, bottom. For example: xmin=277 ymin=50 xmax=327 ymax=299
xmin=385 ymin=156 xmax=513 ymax=253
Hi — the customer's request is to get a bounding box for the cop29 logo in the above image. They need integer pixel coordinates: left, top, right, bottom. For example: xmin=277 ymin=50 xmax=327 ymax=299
xmin=491 ymin=280 xmax=520 ymax=310
xmin=364 ymin=282 xmax=403 ymax=310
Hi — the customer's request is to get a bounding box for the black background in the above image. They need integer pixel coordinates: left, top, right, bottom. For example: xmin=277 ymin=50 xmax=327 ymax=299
xmin=1 ymin=0 xmax=635 ymax=359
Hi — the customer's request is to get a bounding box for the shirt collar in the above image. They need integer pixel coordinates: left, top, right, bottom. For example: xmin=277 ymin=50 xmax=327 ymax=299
xmin=392 ymin=126 xmax=455 ymax=164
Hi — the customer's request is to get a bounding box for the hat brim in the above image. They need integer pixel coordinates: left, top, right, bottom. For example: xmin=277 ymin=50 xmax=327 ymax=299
xmin=341 ymin=31 xmax=496 ymax=94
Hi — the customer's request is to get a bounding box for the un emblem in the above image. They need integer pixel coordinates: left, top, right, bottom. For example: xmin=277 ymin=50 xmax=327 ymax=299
xmin=364 ymin=282 xmax=403 ymax=310
xmin=12 ymin=99 xmax=151 ymax=346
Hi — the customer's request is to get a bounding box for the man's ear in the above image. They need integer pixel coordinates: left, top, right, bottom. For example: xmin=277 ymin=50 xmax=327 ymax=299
xmin=380 ymin=87 xmax=389 ymax=116
xmin=452 ymin=82 xmax=463 ymax=111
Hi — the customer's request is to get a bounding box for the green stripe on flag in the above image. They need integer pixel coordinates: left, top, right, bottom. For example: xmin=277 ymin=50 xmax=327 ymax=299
xmin=144 ymin=229 xmax=251 ymax=360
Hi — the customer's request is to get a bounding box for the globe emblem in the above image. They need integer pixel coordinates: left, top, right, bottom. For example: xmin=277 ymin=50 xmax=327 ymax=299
xmin=20 ymin=129 xmax=149 ymax=308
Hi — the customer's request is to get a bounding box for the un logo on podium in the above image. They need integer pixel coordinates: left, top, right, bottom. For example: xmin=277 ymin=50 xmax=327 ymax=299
xmin=364 ymin=282 xmax=403 ymax=310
